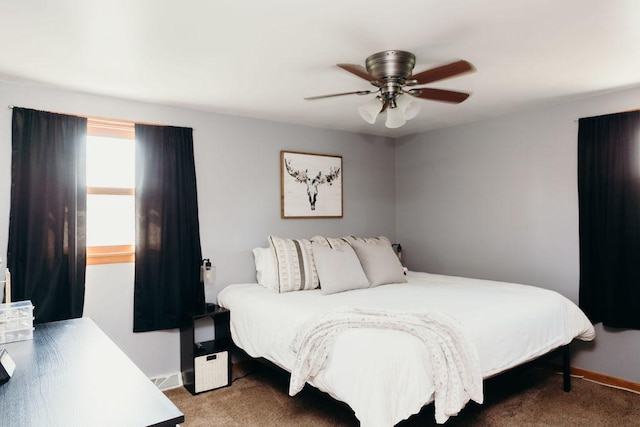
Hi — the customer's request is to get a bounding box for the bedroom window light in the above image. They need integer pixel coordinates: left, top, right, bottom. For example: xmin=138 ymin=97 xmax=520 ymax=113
xmin=86 ymin=118 xmax=135 ymax=265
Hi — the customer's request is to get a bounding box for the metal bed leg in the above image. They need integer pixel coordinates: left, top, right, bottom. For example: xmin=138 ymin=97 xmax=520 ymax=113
xmin=562 ymin=344 xmax=571 ymax=392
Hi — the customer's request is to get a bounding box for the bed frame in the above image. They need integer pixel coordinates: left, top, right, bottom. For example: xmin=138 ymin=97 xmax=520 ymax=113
xmin=560 ymin=344 xmax=572 ymax=392
xmin=491 ymin=343 xmax=572 ymax=391
xmin=231 ymin=341 xmax=574 ymax=417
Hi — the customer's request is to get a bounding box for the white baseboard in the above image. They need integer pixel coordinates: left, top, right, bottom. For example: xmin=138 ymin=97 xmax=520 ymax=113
xmin=151 ymin=372 xmax=183 ymax=390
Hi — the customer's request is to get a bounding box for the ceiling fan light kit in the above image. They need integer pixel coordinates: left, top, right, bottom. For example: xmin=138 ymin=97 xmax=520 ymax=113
xmin=385 ymin=106 xmax=406 ymax=129
xmin=358 ymin=97 xmax=383 ymax=124
xmin=395 ymin=94 xmax=421 ymax=120
xmin=306 ymin=50 xmax=474 ymax=129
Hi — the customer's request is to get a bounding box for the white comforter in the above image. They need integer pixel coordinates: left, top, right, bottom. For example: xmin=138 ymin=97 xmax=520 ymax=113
xmin=218 ymin=271 xmax=595 ymax=427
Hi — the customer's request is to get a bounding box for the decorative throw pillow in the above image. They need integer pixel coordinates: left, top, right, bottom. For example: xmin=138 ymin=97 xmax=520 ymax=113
xmin=311 ymin=243 xmax=370 ymax=295
xmin=310 ymin=235 xmax=353 ymax=248
xmin=350 ymin=238 xmax=407 ymax=287
xmin=348 ymin=235 xmax=392 ymax=245
xmin=268 ymin=236 xmax=319 ymax=293
xmin=252 ymin=247 xmax=278 ymax=292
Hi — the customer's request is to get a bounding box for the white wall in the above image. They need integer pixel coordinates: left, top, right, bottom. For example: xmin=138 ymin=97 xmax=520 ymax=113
xmin=396 ymin=87 xmax=640 ymax=383
xmin=0 ymin=81 xmax=397 ymax=378
xmin=4 ymin=77 xmax=640 ymax=384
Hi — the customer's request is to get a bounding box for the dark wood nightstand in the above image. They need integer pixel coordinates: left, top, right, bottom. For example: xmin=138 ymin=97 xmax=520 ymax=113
xmin=180 ymin=304 xmax=232 ymax=394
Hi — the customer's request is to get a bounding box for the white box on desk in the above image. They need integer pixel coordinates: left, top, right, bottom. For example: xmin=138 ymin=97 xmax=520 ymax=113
xmin=0 ymin=300 xmax=34 ymax=344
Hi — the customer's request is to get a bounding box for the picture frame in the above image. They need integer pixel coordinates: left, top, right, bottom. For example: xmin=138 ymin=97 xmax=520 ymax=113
xmin=281 ymin=150 xmax=343 ymax=218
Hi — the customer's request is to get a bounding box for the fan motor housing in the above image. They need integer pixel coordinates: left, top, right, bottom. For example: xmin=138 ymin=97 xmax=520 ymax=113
xmin=365 ymin=50 xmax=416 ymax=80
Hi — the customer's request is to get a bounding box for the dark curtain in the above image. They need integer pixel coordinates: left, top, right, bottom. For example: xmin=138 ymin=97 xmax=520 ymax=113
xmin=133 ymin=124 xmax=204 ymax=332
xmin=578 ymin=110 xmax=640 ymax=329
xmin=8 ymin=107 xmax=87 ymax=323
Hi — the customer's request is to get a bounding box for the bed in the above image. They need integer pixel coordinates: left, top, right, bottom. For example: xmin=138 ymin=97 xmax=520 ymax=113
xmin=217 ymin=236 xmax=595 ymax=426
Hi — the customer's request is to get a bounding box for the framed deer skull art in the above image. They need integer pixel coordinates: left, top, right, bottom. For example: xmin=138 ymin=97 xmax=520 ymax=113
xmin=281 ymin=151 xmax=343 ymax=218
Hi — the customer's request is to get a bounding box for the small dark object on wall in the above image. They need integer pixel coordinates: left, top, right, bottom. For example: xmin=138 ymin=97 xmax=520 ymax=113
xmin=392 ymin=243 xmax=402 ymax=261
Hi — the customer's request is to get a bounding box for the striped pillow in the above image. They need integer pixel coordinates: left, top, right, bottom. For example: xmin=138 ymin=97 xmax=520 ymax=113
xmin=346 ymin=235 xmax=392 ymax=246
xmin=310 ymin=235 xmax=353 ymax=248
xmin=268 ymin=236 xmax=319 ymax=292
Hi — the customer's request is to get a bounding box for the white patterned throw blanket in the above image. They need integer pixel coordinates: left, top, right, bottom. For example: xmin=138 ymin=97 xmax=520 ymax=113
xmin=289 ymin=307 xmax=483 ymax=424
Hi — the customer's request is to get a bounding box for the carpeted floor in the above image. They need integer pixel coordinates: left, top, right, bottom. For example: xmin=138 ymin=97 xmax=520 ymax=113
xmin=164 ymin=363 xmax=640 ymax=426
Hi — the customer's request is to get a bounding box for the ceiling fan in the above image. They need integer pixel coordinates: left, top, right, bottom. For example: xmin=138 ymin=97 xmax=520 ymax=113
xmin=305 ymin=50 xmax=475 ymax=128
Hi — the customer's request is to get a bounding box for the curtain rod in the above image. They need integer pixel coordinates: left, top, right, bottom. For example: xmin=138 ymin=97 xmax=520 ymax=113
xmin=8 ymin=105 xmax=134 ymax=124
xmin=8 ymin=105 xmax=127 ymax=122
xmin=574 ymin=107 xmax=640 ymax=122
xmin=7 ymin=105 xmax=181 ymax=129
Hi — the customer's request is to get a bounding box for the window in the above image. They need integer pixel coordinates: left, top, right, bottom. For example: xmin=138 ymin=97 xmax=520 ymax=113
xmin=86 ymin=118 xmax=135 ymax=265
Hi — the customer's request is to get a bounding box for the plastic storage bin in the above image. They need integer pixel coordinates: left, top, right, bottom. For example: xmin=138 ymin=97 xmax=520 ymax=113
xmin=0 ymin=300 xmax=34 ymax=344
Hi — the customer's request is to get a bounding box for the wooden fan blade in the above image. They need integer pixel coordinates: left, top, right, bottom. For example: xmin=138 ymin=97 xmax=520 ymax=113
xmin=408 ymin=60 xmax=474 ymax=85
xmin=409 ymin=88 xmax=470 ymax=104
xmin=304 ymin=90 xmax=375 ymax=100
xmin=337 ymin=63 xmax=378 ymax=82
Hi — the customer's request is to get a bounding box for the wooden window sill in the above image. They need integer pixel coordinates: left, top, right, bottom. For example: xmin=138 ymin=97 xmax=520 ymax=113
xmin=87 ymin=245 xmax=134 ymax=265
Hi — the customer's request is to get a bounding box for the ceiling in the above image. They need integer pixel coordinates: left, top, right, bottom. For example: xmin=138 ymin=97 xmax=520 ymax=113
xmin=1 ymin=0 xmax=640 ymax=137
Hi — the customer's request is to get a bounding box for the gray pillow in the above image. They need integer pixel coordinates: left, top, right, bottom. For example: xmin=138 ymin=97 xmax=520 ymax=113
xmin=350 ymin=240 xmax=407 ymax=287
xmin=312 ymin=243 xmax=370 ymax=295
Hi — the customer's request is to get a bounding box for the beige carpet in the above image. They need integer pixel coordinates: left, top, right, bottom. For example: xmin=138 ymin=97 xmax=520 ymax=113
xmin=164 ymin=363 xmax=640 ymax=426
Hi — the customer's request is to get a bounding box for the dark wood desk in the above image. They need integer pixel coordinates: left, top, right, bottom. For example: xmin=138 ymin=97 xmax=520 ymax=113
xmin=0 ymin=318 xmax=184 ymax=427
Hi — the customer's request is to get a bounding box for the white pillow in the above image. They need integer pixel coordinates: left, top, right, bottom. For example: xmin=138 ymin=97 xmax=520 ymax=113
xmin=268 ymin=236 xmax=319 ymax=292
xmin=312 ymin=244 xmax=370 ymax=295
xmin=350 ymin=239 xmax=407 ymax=287
xmin=252 ymin=247 xmax=278 ymax=291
